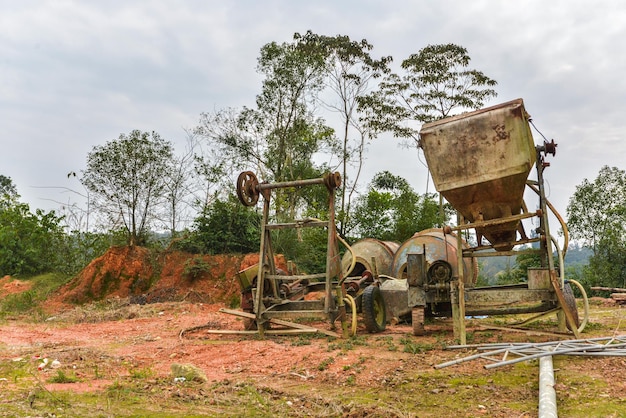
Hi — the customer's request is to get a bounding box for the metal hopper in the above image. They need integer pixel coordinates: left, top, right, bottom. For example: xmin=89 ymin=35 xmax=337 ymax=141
xmin=419 ymin=98 xmax=536 ymax=250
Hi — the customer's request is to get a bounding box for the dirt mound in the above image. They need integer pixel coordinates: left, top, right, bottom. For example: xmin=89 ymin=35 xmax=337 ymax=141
xmin=0 ymin=275 xmax=33 ymax=297
xmin=47 ymin=247 xmax=289 ymax=311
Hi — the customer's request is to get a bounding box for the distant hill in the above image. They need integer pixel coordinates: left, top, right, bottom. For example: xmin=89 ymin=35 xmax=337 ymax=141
xmin=477 ymin=243 xmax=591 ymax=285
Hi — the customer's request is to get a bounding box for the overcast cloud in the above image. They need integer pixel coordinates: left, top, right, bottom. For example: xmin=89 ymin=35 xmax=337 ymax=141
xmin=2 ymin=0 xmax=625 ymax=226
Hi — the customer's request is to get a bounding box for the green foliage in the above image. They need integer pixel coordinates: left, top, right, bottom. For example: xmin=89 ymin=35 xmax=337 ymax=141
xmin=317 ymin=356 xmax=335 ymax=371
xmin=567 ymin=166 xmax=626 ymax=251
xmin=493 ymin=250 xmax=542 ymax=285
xmin=81 ymin=130 xmax=174 ymax=247
xmin=567 ymin=166 xmax=626 ymax=287
xmin=347 ymin=171 xmax=448 ymax=242
xmin=196 ymin=36 xmax=336 ymax=222
xmin=399 ymin=337 xmax=435 ymax=354
xmin=0 ymin=174 xmax=18 ymax=202
xmin=182 ymin=256 xmax=213 ymax=281
xmin=292 ymin=31 xmax=392 ymax=235
xmin=0 ymin=273 xmax=70 ymax=316
xmin=0 ymin=187 xmax=65 ymax=276
xmin=275 ymin=227 xmax=329 ymax=274
xmin=177 ymin=195 xmax=260 ymax=254
xmin=49 ymin=370 xmax=79 ymax=384
xmin=359 ymin=43 xmax=498 ymax=143
xmin=54 ymin=231 xmax=119 ymax=276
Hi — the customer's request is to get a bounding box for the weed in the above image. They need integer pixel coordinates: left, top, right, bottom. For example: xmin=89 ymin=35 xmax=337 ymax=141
xmin=317 ymin=357 xmax=335 ymax=371
xmin=327 ymin=335 xmax=368 ymax=352
xmin=183 ymin=256 xmax=215 ymax=281
xmin=227 ymin=294 xmax=240 ymax=309
xmin=291 ymin=334 xmax=313 ymax=346
xmin=374 ymin=335 xmax=399 ymax=351
xmin=582 ymin=321 xmax=604 ymax=331
xmin=49 ymin=369 xmax=79 ymax=384
xmin=129 ymin=367 xmax=154 ymax=379
xmin=400 ymin=337 xmax=435 ymax=354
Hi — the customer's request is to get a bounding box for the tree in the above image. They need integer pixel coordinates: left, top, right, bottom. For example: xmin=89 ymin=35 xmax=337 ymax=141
xmin=359 ymin=43 xmax=498 ymax=145
xmin=196 ymin=38 xmax=336 ymax=222
xmin=567 ymin=166 xmax=626 ymax=253
xmin=81 ymin=130 xmax=173 ymax=247
xmin=0 ymin=179 xmax=64 ymax=275
xmin=161 ymin=131 xmax=202 ymax=237
xmin=0 ymin=175 xmax=18 ymax=203
xmin=567 ymin=166 xmax=626 ymax=287
xmin=293 ymin=31 xmax=392 ymax=234
xmin=177 ymin=195 xmax=260 ymax=255
xmin=348 ymin=171 xmax=448 ymax=242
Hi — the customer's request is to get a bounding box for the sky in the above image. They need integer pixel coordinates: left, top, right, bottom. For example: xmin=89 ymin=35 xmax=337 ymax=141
xmin=2 ymin=0 xmax=626 ymax=231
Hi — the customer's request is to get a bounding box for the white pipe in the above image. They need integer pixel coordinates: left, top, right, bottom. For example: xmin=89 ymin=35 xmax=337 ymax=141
xmin=538 ymin=355 xmax=558 ymax=418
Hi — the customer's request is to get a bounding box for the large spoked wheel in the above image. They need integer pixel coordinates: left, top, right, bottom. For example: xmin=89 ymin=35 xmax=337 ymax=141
xmin=362 ymin=285 xmax=386 ymax=333
xmin=236 ymin=171 xmax=260 ymax=206
xmin=562 ymin=282 xmax=580 ymax=331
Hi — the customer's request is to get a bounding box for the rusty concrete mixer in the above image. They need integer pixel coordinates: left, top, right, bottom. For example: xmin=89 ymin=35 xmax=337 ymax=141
xmin=419 ymin=98 xmax=538 ymax=251
xmin=358 ymin=99 xmax=588 ymax=341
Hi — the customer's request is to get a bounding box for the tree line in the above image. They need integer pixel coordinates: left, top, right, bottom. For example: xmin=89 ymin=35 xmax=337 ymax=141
xmin=3 ymin=31 xmax=621 ymax=293
xmin=2 ymin=33 xmax=498 ymax=276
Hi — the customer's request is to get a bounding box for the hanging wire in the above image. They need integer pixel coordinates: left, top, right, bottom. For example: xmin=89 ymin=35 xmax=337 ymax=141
xmin=529 ymin=118 xmax=549 ymax=142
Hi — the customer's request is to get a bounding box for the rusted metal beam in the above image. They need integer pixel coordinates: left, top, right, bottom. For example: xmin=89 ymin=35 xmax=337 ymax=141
xmin=449 ymin=211 xmax=539 ymax=233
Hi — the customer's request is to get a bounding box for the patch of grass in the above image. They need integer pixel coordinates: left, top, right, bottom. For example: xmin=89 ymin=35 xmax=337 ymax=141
xmin=0 ymin=357 xmax=31 ymax=382
xmin=129 ymin=366 xmax=155 ymax=379
xmin=317 ymin=356 xmax=335 ymax=371
xmin=327 ymin=335 xmax=368 ymax=352
xmin=227 ymin=293 xmax=240 ymax=309
xmin=291 ymin=334 xmax=313 ymax=346
xmin=400 ymin=337 xmax=435 ymax=354
xmin=183 ymin=256 xmax=215 ymax=281
xmin=48 ymin=369 xmax=79 ymax=384
xmin=582 ymin=321 xmax=605 ymax=331
xmin=0 ymin=273 xmax=70 ymax=318
xmin=375 ymin=335 xmax=398 ymax=351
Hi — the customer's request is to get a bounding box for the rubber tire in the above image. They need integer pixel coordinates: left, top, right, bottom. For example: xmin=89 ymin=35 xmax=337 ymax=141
xmin=362 ymin=285 xmax=386 ymax=333
xmin=562 ymin=282 xmax=580 ymax=330
xmin=412 ymin=306 xmax=425 ymax=336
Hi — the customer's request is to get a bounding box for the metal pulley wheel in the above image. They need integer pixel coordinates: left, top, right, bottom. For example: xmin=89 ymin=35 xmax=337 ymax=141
xmin=323 ymin=172 xmax=342 ymax=190
xmin=236 ymin=171 xmax=260 ymax=206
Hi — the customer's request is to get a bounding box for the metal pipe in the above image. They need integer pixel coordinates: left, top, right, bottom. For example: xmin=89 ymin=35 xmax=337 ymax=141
xmin=448 ymin=211 xmax=539 ymax=232
xmin=538 ymin=355 xmax=558 ymax=418
xmin=257 ymin=177 xmax=326 ymax=190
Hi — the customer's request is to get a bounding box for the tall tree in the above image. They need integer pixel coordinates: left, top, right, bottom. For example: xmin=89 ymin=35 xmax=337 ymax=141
xmin=359 ymin=43 xmax=498 ymax=145
xmin=293 ymin=31 xmax=392 ymax=234
xmin=0 ymin=180 xmax=64 ymax=275
xmin=567 ymin=166 xmax=626 ymax=254
xmin=196 ymin=39 xmax=335 ymax=220
xmin=0 ymin=175 xmax=18 ymax=203
xmin=567 ymin=166 xmax=626 ymax=287
xmin=161 ymin=131 xmax=201 ymax=237
xmin=81 ymin=130 xmax=173 ymax=247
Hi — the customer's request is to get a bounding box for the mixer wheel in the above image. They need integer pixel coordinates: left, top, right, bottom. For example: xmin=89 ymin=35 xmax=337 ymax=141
xmin=362 ymin=285 xmax=386 ymax=333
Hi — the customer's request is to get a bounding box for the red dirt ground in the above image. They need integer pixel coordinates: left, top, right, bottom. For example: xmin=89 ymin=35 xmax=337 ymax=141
xmin=1 ymin=247 xmax=626 ymax=417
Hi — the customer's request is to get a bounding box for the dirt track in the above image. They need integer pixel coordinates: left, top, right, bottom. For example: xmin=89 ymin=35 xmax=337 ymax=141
xmin=2 ymin=299 xmax=626 ymax=417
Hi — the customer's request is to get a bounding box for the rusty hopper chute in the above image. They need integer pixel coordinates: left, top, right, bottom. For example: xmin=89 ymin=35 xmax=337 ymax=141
xmin=419 ymin=99 xmax=536 ymax=250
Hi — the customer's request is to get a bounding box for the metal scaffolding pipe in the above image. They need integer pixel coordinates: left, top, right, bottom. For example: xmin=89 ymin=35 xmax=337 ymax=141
xmin=538 ymin=355 xmax=558 ymax=418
